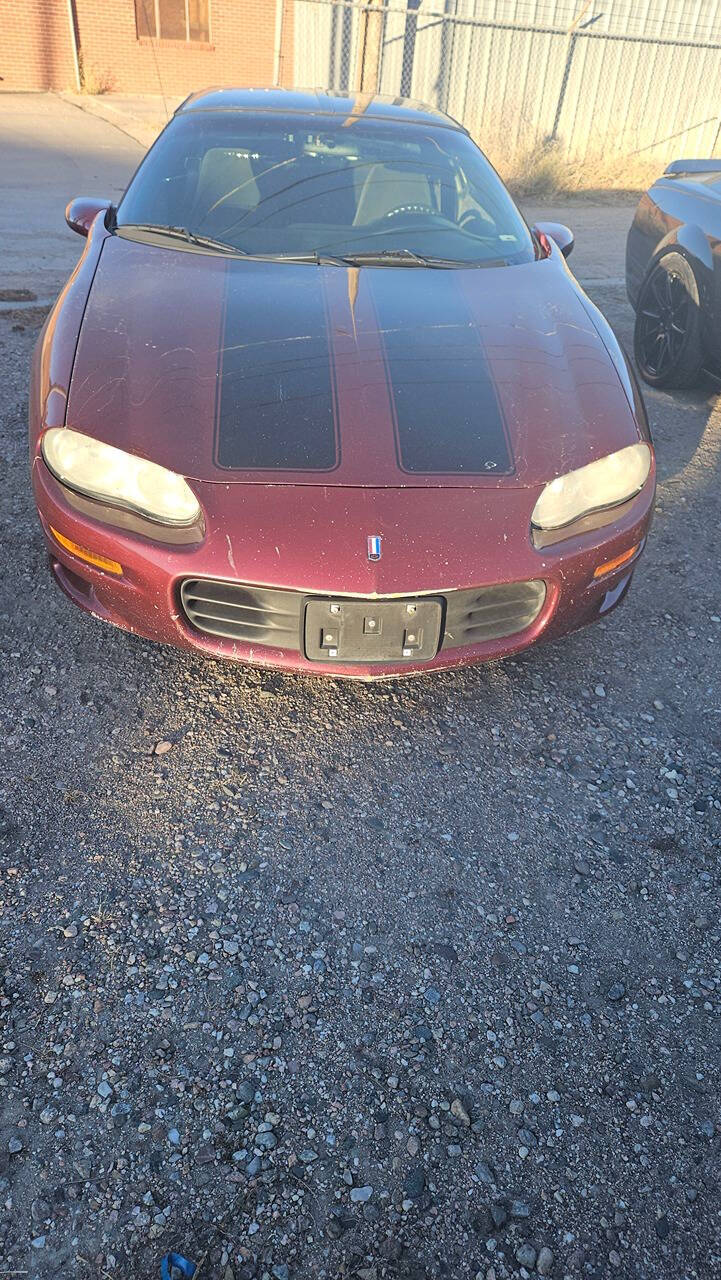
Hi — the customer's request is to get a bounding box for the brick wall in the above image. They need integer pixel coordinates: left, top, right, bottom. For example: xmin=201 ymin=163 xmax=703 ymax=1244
xmin=4 ymin=0 xmax=294 ymax=93
xmin=3 ymin=0 xmax=78 ymax=90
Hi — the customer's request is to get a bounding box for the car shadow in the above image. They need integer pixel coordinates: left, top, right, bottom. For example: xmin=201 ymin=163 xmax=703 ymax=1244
xmin=587 ymin=282 xmax=720 ymax=488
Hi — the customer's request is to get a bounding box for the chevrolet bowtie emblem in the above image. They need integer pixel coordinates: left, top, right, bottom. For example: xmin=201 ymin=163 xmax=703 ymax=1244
xmin=367 ymin=535 xmax=382 ymax=561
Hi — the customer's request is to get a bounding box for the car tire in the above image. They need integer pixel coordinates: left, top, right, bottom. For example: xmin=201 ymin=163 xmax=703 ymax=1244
xmin=633 ymin=251 xmax=704 ymax=388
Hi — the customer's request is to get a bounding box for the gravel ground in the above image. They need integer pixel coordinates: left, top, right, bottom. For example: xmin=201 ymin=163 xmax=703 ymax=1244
xmin=1 ymin=98 xmax=720 ymax=1280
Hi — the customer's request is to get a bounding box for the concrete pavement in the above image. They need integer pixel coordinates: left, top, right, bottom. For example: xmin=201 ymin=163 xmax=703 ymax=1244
xmin=0 ymin=92 xmax=142 ymax=300
xmin=57 ymin=89 xmax=185 ymax=149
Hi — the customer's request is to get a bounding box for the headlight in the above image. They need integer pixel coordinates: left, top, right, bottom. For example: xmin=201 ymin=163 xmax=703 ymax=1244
xmin=42 ymin=428 xmax=200 ymax=526
xmin=531 ymin=443 xmax=651 ymax=531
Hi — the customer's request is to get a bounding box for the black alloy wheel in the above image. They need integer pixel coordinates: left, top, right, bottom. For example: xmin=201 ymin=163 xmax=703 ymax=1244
xmin=634 ymin=250 xmax=703 ymax=389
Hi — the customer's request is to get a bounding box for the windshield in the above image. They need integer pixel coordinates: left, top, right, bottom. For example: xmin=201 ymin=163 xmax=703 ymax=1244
xmin=116 ymin=111 xmax=535 ymax=266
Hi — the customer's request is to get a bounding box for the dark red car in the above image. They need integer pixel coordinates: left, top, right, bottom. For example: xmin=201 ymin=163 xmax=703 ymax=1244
xmin=31 ymin=89 xmax=655 ymax=679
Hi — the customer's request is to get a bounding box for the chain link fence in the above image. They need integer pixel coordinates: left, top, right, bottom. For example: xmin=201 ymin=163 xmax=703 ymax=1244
xmin=277 ymin=0 xmax=721 ymax=188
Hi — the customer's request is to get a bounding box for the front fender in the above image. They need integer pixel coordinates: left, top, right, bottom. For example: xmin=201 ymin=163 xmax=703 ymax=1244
xmin=662 ymin=220 xmax=714 ymax=272
xmin=573 ymin=282 xmax=652 ymax=444
xmin=29 ymin=212 xmax=109 ymax=457
xmin=652 ymin=220 xmax=714 ymax=313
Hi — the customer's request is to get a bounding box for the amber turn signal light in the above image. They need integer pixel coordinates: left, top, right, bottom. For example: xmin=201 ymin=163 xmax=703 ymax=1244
xmin=593 ymin=543 xmax=640 ymax=579
xmin=50 ymin=526 xmax=122 ymax=575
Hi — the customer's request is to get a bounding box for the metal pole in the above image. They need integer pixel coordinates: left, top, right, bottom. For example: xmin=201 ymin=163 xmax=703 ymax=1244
xmin=66 ymin=0 xmax=82 ymax=90
xmin=548 ymin=1 xmax=599 ymax=143
xmin=400 ymin=0 xmax=422 ymax=98
xmin=356 ymin=0 xmax=385 ymax=94
xmin=273 ymin=0 xmax=285 ymax=87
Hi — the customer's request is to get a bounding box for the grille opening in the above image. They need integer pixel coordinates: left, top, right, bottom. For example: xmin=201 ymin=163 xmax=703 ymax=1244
xmin=180 ymin=578 xmax=546 ymax=653
xmin=441 ymin=580 xmax=546 ymax=649
xmin=181 ymin=580 xmax=303 ymax=649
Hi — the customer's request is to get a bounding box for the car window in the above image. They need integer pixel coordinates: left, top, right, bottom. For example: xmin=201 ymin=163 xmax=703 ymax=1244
xmin=117 ymin=111 xmax=535 ymax=266
xmin=689 ymin=171 xmax=721 ymax=191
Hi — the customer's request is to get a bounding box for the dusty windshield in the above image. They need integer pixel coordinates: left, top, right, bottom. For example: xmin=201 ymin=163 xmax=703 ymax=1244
xmin=117 ymin=111 xmax=535 ymax=266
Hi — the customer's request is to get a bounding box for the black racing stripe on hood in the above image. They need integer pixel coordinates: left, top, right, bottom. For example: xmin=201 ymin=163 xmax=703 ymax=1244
xmin=370 ymin=269 xmax=513 ymax=476
xmin=214 ymin=262 xmax=339 ymax=471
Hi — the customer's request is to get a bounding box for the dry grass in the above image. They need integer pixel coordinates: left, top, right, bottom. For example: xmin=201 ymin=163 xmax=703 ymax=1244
xmin=77 ymin=56 xmax=115 ymax=96
xmin=1 ymin=305 xmax=51 ymax=330
xmin=484 ymin=135 xmax=664 ymax=199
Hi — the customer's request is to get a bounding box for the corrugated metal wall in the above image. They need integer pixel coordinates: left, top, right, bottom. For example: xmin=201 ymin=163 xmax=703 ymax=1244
xmin=291 ymin=0 xmax=721 ymax=165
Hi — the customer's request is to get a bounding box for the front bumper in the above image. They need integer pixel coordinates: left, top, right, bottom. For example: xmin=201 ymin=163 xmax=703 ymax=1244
xmin=33 ymin=460 xmax=655 ymax=680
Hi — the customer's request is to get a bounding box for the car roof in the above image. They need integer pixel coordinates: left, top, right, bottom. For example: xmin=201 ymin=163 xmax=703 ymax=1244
xmin=176 ymin=87 xmax=466 ymax=132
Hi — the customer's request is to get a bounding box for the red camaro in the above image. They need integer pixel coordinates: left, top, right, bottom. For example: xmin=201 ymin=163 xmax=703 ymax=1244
xmin=31 ymin=89 xmax=655 ymax=679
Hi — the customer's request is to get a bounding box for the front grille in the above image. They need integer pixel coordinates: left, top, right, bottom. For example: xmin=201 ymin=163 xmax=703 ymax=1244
xmin=181 ymin=580 xmax=303 ymax=649
xmin=441 ymin=580 xmax=546 ymax=649
xmin=180 ymin=578 xmax=546 ymax=654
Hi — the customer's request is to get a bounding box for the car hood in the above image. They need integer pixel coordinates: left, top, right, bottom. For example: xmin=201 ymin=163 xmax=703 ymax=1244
xmin=65 ymin=234 xmax=640 ymax=487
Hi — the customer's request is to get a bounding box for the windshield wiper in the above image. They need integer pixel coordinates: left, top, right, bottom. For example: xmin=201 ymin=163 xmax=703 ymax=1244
xmin=257 ymin=251 xmax=353 ymax=266
xmin=338 ymin=248 xmax=441 ymax=267
xmin=339 ymin=249 xmax=509 ymax=269
xmin=119 ymin=224 xmax=243 ymax=255
xmin=260 ymin=248 xmax=438 ymax=267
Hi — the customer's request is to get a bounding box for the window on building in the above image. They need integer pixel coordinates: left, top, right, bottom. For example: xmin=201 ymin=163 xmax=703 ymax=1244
xmin=135 ymin=0 xmax=210 ymax=42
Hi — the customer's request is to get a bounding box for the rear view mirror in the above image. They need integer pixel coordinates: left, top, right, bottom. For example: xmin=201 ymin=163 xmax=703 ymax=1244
xmin=65 ymin=197 xmax=112 ymax=237
xmin=533 ymin=221 xmax=575 ymax=259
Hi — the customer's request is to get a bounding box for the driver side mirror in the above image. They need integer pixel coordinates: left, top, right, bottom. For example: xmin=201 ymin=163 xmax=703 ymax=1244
xmin=65 ymin=197 xmax=112 ymax=237
xmin=533 ymin=221 xmax=574 ymax=259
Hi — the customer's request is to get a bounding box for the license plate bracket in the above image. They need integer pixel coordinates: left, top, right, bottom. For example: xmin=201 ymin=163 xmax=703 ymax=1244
xmin=304 ymin=597 xmax=443 ymax=663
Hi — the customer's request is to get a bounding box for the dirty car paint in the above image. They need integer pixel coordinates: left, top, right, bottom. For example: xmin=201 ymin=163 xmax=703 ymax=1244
xmin=61 ymin=236 xmax=645 ymax=487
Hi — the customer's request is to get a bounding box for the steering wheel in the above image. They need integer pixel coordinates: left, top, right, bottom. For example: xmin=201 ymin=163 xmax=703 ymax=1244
xmin=382 ymin=203 xmax=436 ymax=221
xmin=459 ymin=209 xmax=491 ymax=234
